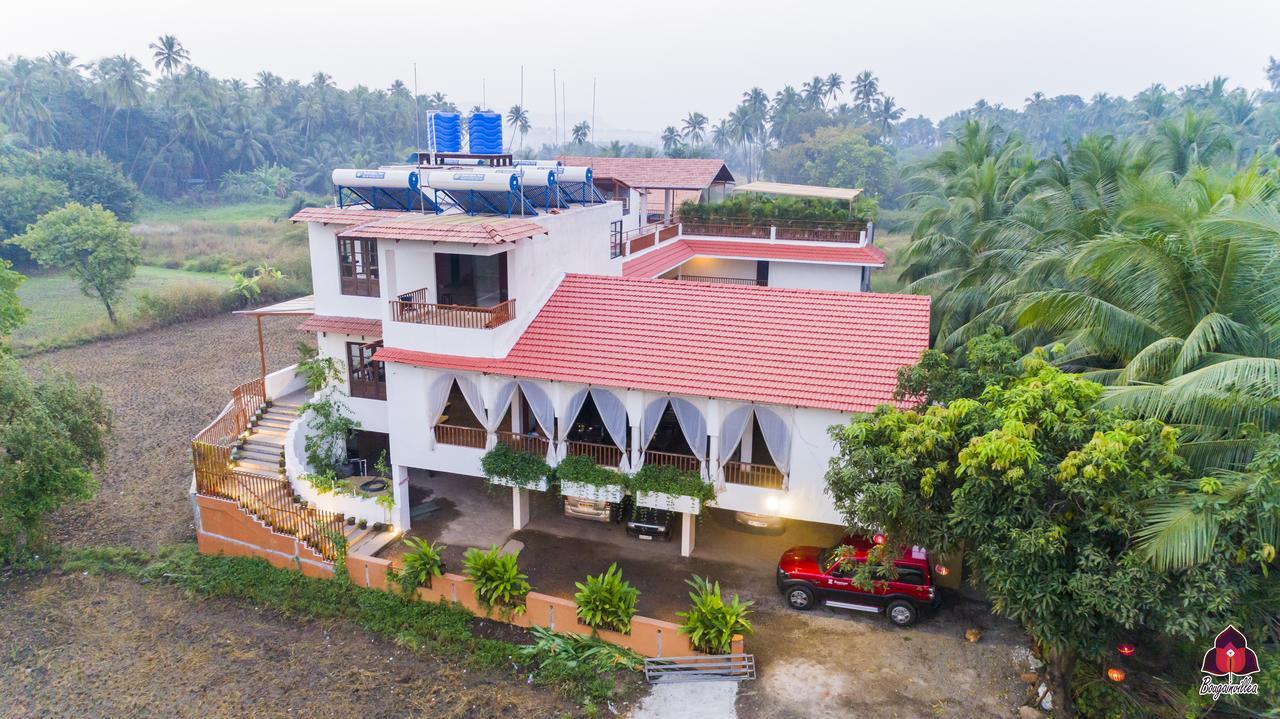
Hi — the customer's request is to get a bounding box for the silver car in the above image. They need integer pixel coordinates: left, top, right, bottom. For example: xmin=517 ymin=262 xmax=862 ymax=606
xmin=563 ymin=496 xmax=617 ymax=523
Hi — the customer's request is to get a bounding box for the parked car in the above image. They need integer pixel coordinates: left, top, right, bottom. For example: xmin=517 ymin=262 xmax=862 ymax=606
xmin=562 ymin=496 xmax=621 ymax=523
xmin=733 ymin=511 xmax=784 ymax=532
xmin=775 ymin=536 xmax=940 ymax=626
xmin=625 ymin=505 xmax=674 ymax=541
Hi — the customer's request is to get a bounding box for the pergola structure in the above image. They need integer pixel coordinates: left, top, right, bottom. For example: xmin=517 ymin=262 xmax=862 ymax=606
xmin=233 ymin=295 xmax=315 ymax=380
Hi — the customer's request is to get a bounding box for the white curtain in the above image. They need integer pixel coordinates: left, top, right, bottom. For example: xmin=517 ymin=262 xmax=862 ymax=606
xmin=591 ymin=389 xmax=629 ymax=454
xmin=427 ymin=374 xmax=455 ymax=429
xmin=455 ymin=375 xmax=487 ymax=429
xmin=486 ymin=382 xmax=518 ymax=432
xmin=641 ymin=398 xmax=669 ymax=447
xmin=754 ymin=407 xmax=791 ymax=474
xmin=670 ymin=397 xmax=708 ymax=459
xmin=558 ymin=389 xmax=589 ymax=444
xmin=718 ymin=406 xmax=752 ymax=461
xmin=519 ymin=381 xmax=556 ymax=438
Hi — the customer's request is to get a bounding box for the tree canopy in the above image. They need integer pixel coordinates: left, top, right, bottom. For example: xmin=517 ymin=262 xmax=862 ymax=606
xmin=10 ymin=202 xmax=140 ymax=323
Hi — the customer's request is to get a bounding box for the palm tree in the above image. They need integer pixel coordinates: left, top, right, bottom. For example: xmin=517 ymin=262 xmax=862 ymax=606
xmin=571 ymin=121 xmax=590 ymax=145
xmin=872 ymin=95 xmax=904 ymax=137
xmin=0 ymin=58 xmax=54 ymax=144
xmin=824 ymin=72 xmax=843 ymax=105
xmin=505 ymin=104 xmax=529 ymax=152
xmin=852 ymin=70 xmax=879 ymax=115
xmin=605 ymin=140 xmax=623 ymax=157
xmin=1149 ymin=109 xmax=1233 ymax=176
xmin=710 ymin=119 xmax=732 ymax=155
xmin=254 ymin=71 xmax=283 ymax=109
xmin=93 ymin=55 xmax=149 ymax=153
xmin=660 ymin=125 xmax=684 ymax=154
xmin=802 ymin=76 xmax=826 ymax=110
xmin=149 ymin=35 xmax=190 ymax=76
xmin=681 ymin=112 xmax=708 ymax=145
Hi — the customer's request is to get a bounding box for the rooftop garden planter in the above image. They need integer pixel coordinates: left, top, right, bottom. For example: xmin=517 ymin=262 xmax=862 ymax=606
xmin=678 ymin=194 xmax=876 ymax=224
xmin=480 ymin=444 xmax=551 ymax=491
xmin=627 ymin=463 xmax=716 ymax=515
xmin=555 ymin=454 xmax=625 ymax=503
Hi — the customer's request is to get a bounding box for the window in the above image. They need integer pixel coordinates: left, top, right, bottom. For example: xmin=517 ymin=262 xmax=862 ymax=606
xmin=338 ymin=237 xmax=379 ymax=296
xmin=893 ymin=566 xmax=928 ymax=586
xmin=434 ymin=252 xmax=508 ymax=307
xmin=609 ymin=220 xmax=624 ymax=258
xmin=346 ymin=341 xmax=386 ymax=400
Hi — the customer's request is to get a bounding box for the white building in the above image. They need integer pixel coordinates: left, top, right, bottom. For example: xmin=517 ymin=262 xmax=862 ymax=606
xmin=204 ymin=156 xmax=928 ymax=560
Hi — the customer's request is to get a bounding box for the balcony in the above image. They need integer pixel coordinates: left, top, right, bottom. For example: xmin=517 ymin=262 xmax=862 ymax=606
xmin=722 ymin=460 xmax=785 ymax=490
xmin=611 ymin=220 xmax=680 ymax=258
xmin=676 ymin=274 xmax=763 ymax=287
xmin=680 ymin=219 xmax=869 ymax=244
xmin=434 ymin=424 xmax=487 ymax=448
xmin=392 ymin=287 xmax=516 ymax=329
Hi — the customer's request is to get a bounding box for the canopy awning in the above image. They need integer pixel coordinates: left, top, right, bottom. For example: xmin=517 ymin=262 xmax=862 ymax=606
xmin=733 ymin=182 xmax=862 ymax=202
xmin=233 ymin=295 xmax=315 ymax=317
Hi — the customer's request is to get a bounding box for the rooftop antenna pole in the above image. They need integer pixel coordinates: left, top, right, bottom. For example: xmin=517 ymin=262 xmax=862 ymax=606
xmin=562 ymin=80 xmax=567 ymax=149
xmin=552 ymin=68 xmax=559 ymax=154
xmin=412 ymin=62 xmax=421 ymax=154
xmin=591 ymin=76 xmax=597 ymax=146
xmin=483 ymin=77 xmax=487 ymax=109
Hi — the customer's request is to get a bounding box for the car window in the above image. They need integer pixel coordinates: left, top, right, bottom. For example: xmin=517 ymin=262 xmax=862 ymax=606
xmin=893 ymin=566 xmax=927 ymax=585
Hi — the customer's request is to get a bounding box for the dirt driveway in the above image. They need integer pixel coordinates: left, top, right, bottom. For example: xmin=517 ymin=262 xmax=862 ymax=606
xmin=390 ymin=472 xmax=1030 ymax=718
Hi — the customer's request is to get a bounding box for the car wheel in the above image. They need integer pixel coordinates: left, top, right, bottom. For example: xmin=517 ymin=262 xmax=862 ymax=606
xmin=886 ymin=600 xmax=917 ymax=627
xmin=785 ymin=585 xmax=814 ymax=610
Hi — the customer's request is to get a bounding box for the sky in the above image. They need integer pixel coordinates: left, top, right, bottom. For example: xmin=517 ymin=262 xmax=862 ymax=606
xmin=6 ymin=0 xmax=1280 ymax=142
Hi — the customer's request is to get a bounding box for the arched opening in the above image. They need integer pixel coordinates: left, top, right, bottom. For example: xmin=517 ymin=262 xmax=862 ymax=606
xmin=720 ymin=407 xmax=787 ymax=489
xmin=562 ymin=390 xmax=630 ymax=468
xmin=429 ymin=376 xmax=487 ymax=449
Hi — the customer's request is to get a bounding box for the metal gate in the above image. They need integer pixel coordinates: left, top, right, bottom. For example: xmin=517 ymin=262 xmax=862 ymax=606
xmin=643 ymin=654 xmax=756 ymax=684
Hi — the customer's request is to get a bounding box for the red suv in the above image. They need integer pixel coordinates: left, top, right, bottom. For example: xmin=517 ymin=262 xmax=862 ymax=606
xmin=775 ymin=536 xmax=940 ymax=626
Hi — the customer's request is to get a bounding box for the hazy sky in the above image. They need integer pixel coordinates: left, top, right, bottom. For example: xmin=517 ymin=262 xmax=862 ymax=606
xmin=7 ymin=0 xmax=1280 ymax=140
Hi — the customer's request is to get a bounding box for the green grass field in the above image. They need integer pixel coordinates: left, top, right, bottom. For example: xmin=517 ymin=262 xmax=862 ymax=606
xmin=138 ymin=199 xmax=294 ymax=224
xmin=12 ymin=266 xmax=231 ymax=352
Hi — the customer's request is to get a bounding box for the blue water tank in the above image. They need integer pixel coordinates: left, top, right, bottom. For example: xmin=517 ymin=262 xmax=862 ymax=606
xmin=430 ymin=112 xmax=462 ymax=153
xmin=468 ymin=112 xmax=504 ymax=155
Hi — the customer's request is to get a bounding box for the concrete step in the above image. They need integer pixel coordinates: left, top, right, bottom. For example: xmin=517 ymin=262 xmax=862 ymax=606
xmin=264 ymin=409 xmax=298 ymax=419
xmin=273 ymin=400 xmax=304 ymax=410
xmin=243 ymin=439 xmax=285 ymax=454
xmin=237 ymin=445 xmax=282 ymax=462
xmin=234 ymin=458 xmax=283 ymax=475
xmin=256 ymin=418 xmax=293 ymax=431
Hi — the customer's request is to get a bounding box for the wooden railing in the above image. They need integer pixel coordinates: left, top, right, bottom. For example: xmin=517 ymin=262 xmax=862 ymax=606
xmin=679 ymin=219 xmax=869 ymax=244
xmin=565 ymin=440 xmax=624 ymax=467
xmin=612 ymin=220 xmax=679 ymax=258
xmin=434 ymin=424 xmax=487 ymax=449
xmin=192 ymin=376 xmax=344 ymax=562
xmin=678 ymin=274 xmax=762 ymax=286
xmin=643 ymin=450 xmax=702 ymax=473
xmin=722 ymin=461 xmax=785 ymax=490
xmin=496 ymin=431 xmax=550 ymax=456
xmin=392 ymin=291 xmax=516 ymax=329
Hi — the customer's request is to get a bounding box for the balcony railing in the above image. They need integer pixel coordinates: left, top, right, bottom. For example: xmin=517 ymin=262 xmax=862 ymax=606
xmin=496 ymin=431 xmax=550 ymax=456
xmin=611 ymin=220 xmax=679 ymax=258
xmin=680 ymin=219 xmax=869 ymax=244
xmin=392 ymin=288 xmax=516 ymax=329
xmin=565 ymin=440 xmax=624 ymax=467
xmin=643 ymin=449 xmax=702 ymax=473
xmin=677 ymin=274 xmax=763 ymax=286
xmin=434 ymin=424 xmax=487 ymax=448
xmin=722 ymin=460 xmax=785 ymax=490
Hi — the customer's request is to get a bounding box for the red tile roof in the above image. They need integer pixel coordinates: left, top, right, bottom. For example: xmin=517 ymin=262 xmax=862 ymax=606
xmin=558 ymin=156 xmax=735 ymax=191
xmin=622 ymin=239 xmax=887 ymax=278
xmin=290 ymin=207 xmax=403 ymax=225
xmin=374 ymin=275 xmax=929 ymax=412
xmin=298 ymin=315 xmax=383 ymax=337
xmin=337 ymin=214 xmax=548 ymax=244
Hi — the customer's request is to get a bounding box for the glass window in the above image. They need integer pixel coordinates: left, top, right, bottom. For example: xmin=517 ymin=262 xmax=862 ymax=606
xmin=338 ymin=237 xmax=379 ymax=296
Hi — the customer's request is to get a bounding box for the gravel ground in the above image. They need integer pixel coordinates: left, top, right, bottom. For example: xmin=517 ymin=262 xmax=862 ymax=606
xmin=25 ymin=312 xmax=307 ymax=551
xmin=0 ymin=571 xmax=577 ymax=719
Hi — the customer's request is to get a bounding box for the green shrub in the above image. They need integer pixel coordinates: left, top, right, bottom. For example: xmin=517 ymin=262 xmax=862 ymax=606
xmin=520 ymin=625 xmax=645 ymax=673
xmin=462 ymin=545 xmax=531 ymax=614
xmin=677 ymin=194 xmax=876 ymax=224
xmin=676 ymin=575 xmax=753 ymax=654
xmin=133 ymin=284 xmax=226 ymax=325
xmin=554 ymin=454 xmax=623 ymax=490
xmin=574 ymin=562 xmax=639 ymax=633
xmin=299 ymin=394 xmax=360 ymax=474
xmin=391 ymin=537 xmax=445 ymax=597
xmin=181 ymin=253 xmax=236 ymax=273
xmin=480 ymin=443 xmax=550 ymax=488
xmin=626 ymin=464 xmax=716 ymax=503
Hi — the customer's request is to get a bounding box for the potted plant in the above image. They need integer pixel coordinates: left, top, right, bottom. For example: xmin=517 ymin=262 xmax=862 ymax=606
xmin=480 ymin=444 xmax=551 ymax=491
xmin=627 ymin=464 xmax=716 ymax=514
xmin=346 ymin=516 xmax=356 ymax=526
xmin=556 ymin=455 xmax=625 ymax=503
xmin=389 ymin=537 xmax=445 ymax=598
xmin=358 ymin=518 xmax=368 ymax=530
xmin=574 ymin=562 xmax=639 ymax=634
xmin=462 ymin=545 xmax=531 ymax=617
xmin=676 ymin=575 xmax=753 ymax=654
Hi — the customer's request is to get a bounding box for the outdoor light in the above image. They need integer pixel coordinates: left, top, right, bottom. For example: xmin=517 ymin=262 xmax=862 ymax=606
xmin=1106 ymin=668 xmax=1126 ymax=683
xmin=1116 ymin=643 xmax=1136 ymax=656
xmin=872 ymin=533 xmax=886 ymax=545
xmin=934 ymin=563 xmax=950 ymax=576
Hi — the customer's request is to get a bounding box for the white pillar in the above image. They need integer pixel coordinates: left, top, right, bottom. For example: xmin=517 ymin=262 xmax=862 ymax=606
xmin=681 ymin=512 xmax=696 ymax=557
xmin=741 ymin=413 xmax=755 ymax=464
xmin=512 ymin=487 xmax=530 ymax=529
xmin=391 ymin=464 xmax=411 ymax=532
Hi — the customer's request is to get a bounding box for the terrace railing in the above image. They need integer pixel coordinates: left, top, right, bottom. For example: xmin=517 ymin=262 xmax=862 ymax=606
xmin=680 ymin=218 xmax=869 ymax=244
xmin=643 ymin=449 xmax=702 ymax=473
xmin=677 ymin=274 xmax=763 ymax=286
xmin=611 ymin=220 xmax=680 ymax=258
xmin=722 ymin=460 xmax=786 ymax=490
xmin=434 ymin=424 xmax=487 ymax=449
xmin=565 ymin=440 xmax=624 ymax=467
xmin=392 ymin=289 xmax=516 ymax=329
xmin=496 ymin=431 xmax=551 ymax=457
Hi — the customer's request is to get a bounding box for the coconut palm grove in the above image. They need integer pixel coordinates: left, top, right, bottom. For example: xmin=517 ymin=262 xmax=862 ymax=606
xmin=0 ymin=27 xmax=1277 ymax=719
